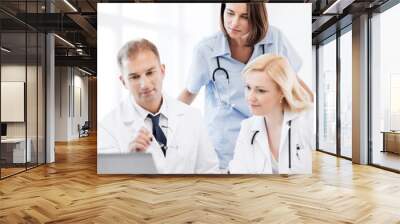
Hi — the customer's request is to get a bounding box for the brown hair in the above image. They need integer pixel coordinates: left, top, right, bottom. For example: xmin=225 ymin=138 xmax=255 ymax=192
xmin=242 ymin=54 xmax=312 ymax=112
xmin=220 ymin=3 xmax=269 ymax=46
xmin=117 ymin=38 xmax=160 ymax=72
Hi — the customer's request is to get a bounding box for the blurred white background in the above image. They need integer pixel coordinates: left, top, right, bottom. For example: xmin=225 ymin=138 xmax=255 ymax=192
xmin=97 ymin=3 xmax=312 ymax=121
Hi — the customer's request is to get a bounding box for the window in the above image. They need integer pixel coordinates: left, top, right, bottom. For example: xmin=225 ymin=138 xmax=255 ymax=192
xmin=371 ymin=3 xmax=400 ymax=171
xmin=317 ymin=37 xmax=337 ymax=155
xmin=340 ymin=29 xmax=352 ymax=158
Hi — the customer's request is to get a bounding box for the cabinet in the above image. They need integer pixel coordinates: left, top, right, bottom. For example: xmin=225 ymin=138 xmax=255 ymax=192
xmin=382 ymin=131 xmax=400 ymax=154
xmin=0 ymin=138 xmax=32 ymax=164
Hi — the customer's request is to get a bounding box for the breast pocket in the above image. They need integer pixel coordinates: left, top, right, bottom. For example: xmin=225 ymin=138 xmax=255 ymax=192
xmin=165 ymin=144 xmax=186 ymax=173
xmin=227 ymin=67 xmax=246 ymax=99
xmin=166 ymin=144 xmax=184 ymax=160
xmin=165 ymin=133 xmax=197 ymax=173
xmin=291 ymin=134 xmax=311 ymax=174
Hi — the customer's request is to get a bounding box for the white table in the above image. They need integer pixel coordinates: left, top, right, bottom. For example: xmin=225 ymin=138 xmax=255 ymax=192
xmin=1 ymin=138 xmax=31 ymax=163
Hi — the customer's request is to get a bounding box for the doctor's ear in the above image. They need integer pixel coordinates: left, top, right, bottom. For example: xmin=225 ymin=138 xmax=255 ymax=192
xmin=160 ymin=64 xmax=166 ymax=76
xmin=119 ymin=75 xmax=127 ymax=88
xmin=280 ymin=96 xmax=284 ymax=104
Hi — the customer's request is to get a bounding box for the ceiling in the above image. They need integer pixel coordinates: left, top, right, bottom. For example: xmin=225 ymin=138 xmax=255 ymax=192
xmin=0 ymin=0 xmax=394 ymax=75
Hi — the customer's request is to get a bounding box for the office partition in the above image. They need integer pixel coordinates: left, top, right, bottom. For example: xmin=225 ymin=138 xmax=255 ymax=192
xmin=0 ymin=1 xmax=47 ymax=179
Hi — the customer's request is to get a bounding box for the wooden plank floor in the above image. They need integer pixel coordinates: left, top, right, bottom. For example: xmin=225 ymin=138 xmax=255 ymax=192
xmin=1 ymin=167 xmax=26 ymax=178
xmin=1 ymin=134 xmax=400 ymax=223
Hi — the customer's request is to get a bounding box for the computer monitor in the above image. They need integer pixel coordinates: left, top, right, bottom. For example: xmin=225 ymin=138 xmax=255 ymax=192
xmin=1 ymin=123 xmax=7 ymax=137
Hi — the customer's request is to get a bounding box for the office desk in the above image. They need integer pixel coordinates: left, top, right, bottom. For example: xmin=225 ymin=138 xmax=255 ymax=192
xmin=381 ymin=131 xmax=400 ymax=154
xmin=1 ymin=138 xmax=31 ymax=163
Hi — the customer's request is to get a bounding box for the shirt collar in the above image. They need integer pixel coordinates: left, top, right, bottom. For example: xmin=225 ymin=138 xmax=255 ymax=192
xmin=212 ymin=27 xmax=275 ymax=58
xmin=130 ymin=95 xmax=168 ymax=122
xmin=254 ymin=26 xmax=274 ymax=48
xmin=212 ymin=32 xmax=231 ymax=58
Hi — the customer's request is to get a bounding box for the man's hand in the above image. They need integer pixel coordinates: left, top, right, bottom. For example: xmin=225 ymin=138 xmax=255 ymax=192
xmin=128 ymin=127 xmax=153 ymax=152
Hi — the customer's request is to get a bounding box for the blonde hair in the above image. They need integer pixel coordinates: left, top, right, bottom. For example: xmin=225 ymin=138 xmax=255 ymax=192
xmin=242 ymin=54 xmax=312 ymax=112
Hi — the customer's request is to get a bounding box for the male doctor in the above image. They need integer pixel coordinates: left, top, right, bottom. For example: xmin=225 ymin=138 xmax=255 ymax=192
xmin=98 ymin=38 xmax=219 ymax=174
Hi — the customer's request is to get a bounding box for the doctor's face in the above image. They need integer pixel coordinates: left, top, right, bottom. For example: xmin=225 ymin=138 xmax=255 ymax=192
xmin=223 ymin=3 xmax=250 ymax=40
xmin=245 ymin=71 xmax=283 ymax=116
xmin=120 ymin=49 xmax=165 ymax=108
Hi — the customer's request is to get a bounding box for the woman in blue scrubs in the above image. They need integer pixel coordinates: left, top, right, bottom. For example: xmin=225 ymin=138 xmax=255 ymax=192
xmin=178 ymin=3 xmax=311 ymax=170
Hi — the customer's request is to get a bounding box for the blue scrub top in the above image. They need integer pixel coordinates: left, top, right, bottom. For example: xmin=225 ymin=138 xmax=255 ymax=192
xmin=185 ymin=25 xmax=302 ymax=169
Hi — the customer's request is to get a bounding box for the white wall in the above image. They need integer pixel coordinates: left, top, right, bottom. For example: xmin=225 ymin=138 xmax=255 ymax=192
xmin=54 ymin=67 xmax=89 ymax=141
xmin=55 ymin=67 xmax=68 ymax=141
xmin=1 ymin=64 xmax=46 ymax=163
xmin=1 ymin=65 xmax=38 ymax=138
xmin=72 ymin=73 xmax=89 ymax=138
xmin=312 ymin=45 xmax=316 ymax=93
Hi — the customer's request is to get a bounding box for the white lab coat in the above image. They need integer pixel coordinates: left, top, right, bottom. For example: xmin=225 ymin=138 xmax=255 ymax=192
xmin=229 ymin=108 xmax=313 ymax=174
xmin=98 ymin=95 xmax=220 ymax=174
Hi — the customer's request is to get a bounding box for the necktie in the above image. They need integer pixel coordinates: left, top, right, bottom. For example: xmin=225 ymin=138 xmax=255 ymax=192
xmin=147 ymin=114 xmax=167 ymax=156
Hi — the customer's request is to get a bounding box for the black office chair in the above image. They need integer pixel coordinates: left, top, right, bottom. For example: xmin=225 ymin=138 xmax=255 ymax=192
xmin=79 ymin=121 xmax=90 ymax=138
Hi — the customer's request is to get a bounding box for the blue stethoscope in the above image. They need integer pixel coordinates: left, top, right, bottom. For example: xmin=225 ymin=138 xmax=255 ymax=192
xmin=211 ymin=45 xmax=265 ymax=107
xmin=250 ymin=118 xmax=301 ymax=170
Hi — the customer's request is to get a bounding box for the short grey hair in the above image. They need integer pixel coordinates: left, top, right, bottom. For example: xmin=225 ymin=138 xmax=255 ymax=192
xmin=117 ymin=38 xmax=160 ymax=72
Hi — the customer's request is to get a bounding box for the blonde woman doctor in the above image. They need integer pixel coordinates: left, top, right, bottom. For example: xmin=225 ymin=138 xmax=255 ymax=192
xmin=228 ymin=54 xmax=314 ymax=174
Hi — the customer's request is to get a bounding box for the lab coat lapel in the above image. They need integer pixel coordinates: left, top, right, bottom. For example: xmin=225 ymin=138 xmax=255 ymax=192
xmin=250 ymin=116 xmax=271 ymax=172
xmin=120 ymin=96 xmax=168 ymax=173
xmin=120 ymin=96 xmax=137 ymax=122
xmin=120 ymin=96 xmax=143 ymax=137
xmin=279 ymin=110 xmax=300 ymax=173
xmin=164 ymin=96 xmax=185 ymax=151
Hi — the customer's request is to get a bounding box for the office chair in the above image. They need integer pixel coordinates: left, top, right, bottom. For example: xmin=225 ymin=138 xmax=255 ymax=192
xmin=79 ymin=121 xmax=90 ymax=138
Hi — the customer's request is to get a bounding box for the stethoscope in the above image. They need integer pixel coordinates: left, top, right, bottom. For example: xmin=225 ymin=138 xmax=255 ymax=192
xmin=211 ymin=45 xmax=265 ymax=107
xmin=250 ymin=117 xmax=301 ymax=170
